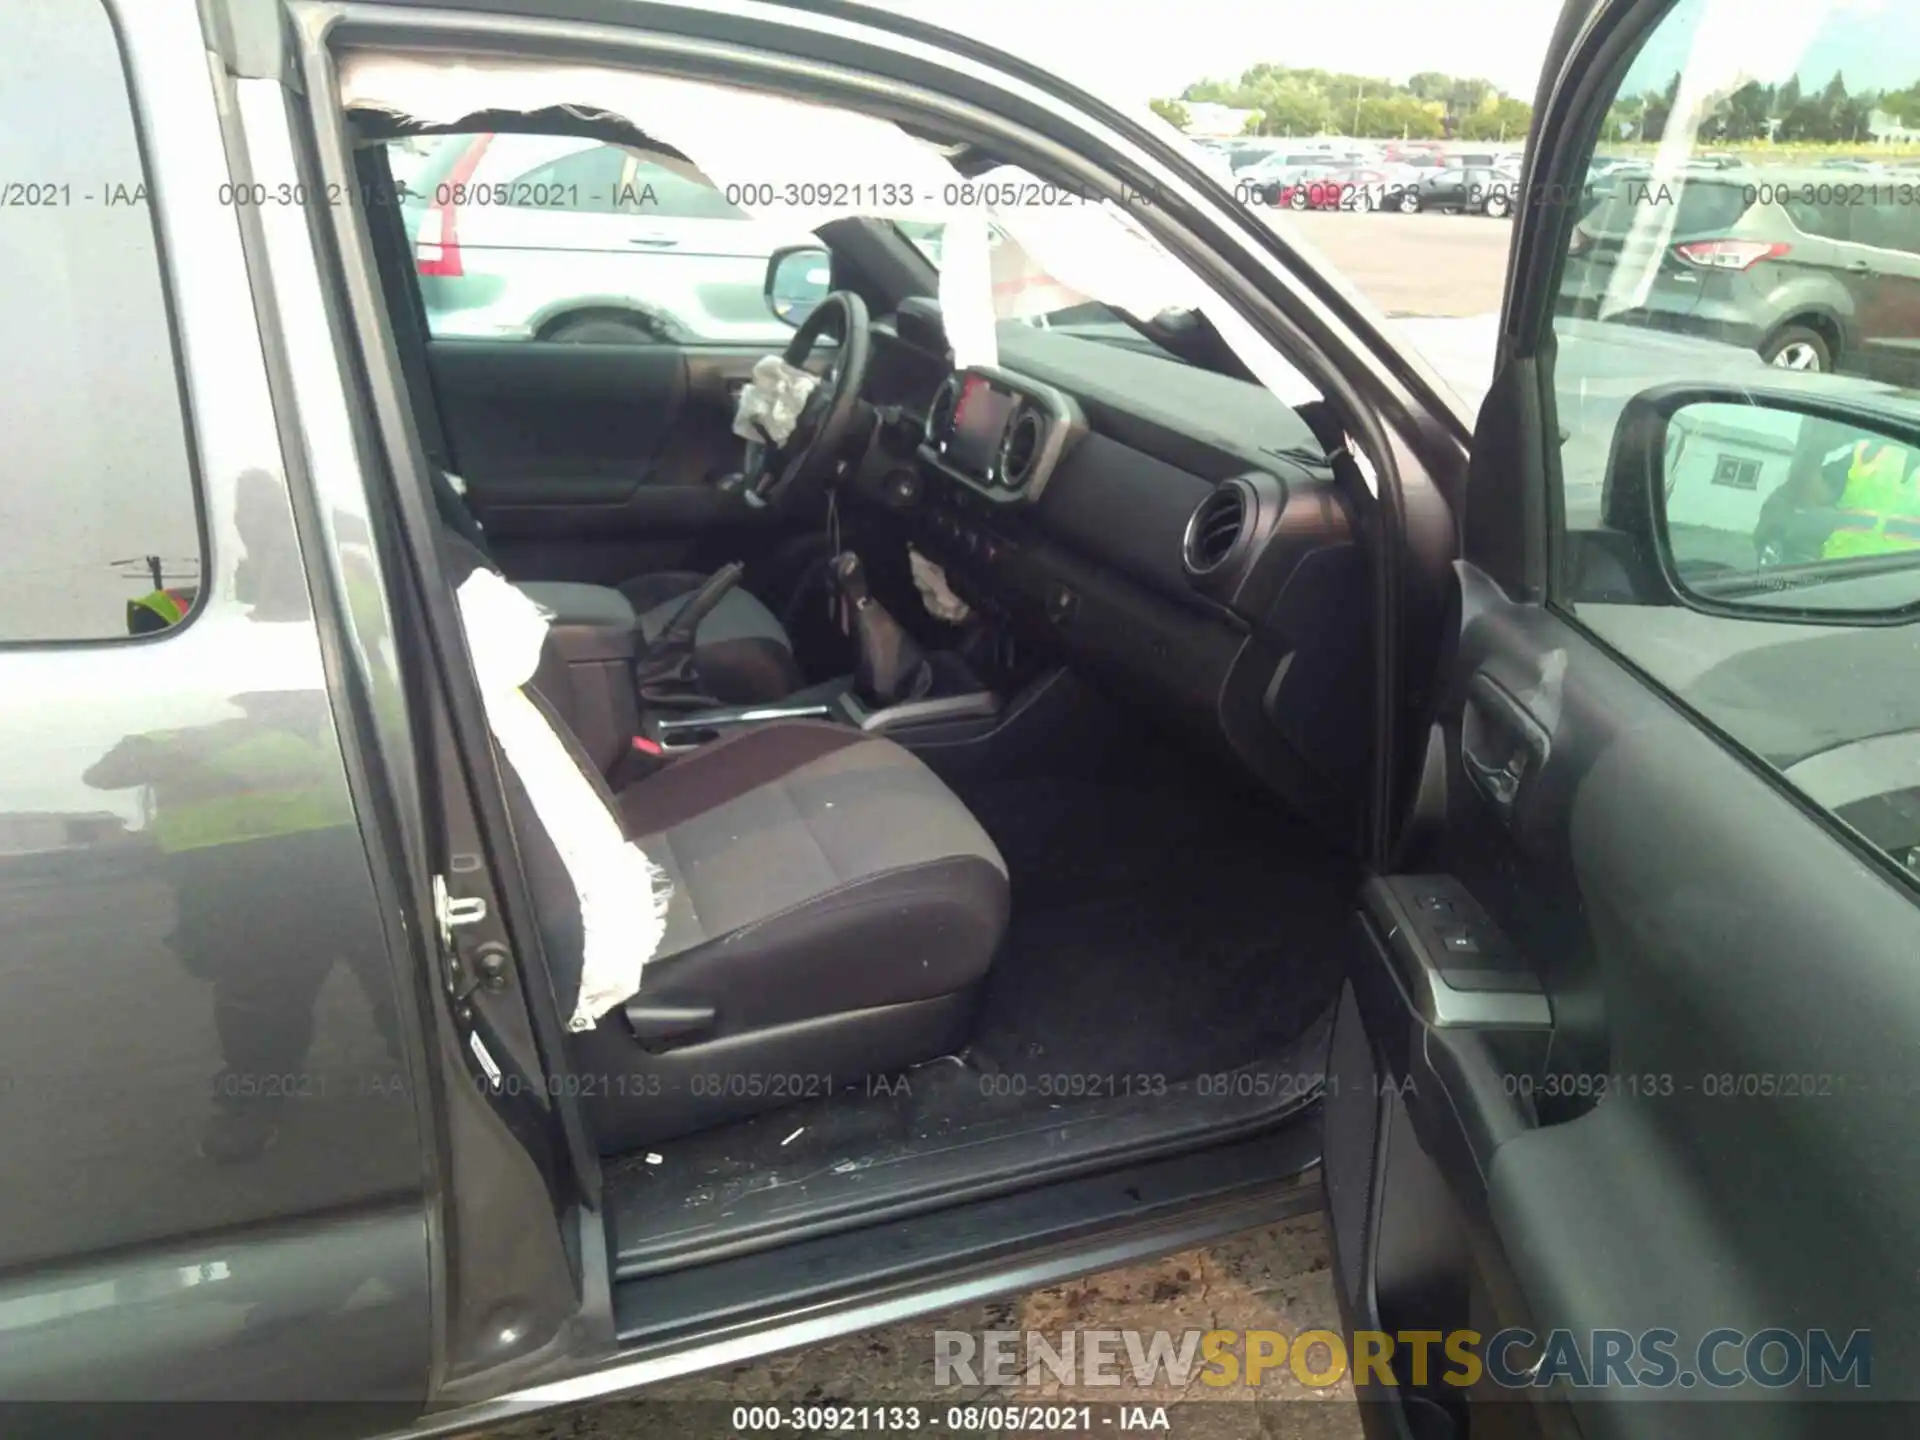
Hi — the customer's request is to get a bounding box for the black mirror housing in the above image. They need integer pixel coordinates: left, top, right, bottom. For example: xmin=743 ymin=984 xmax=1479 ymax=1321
xmin=1602 ymin=382 xmax=1920 ymax=624
xmin=764 ymin=245 xmax=832 ymax=328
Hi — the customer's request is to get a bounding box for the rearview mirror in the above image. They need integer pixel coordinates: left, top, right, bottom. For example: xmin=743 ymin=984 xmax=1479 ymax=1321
xmin=1610 ymin=384 xmax=1920 ymax=620
xmin=765 ymin=246 xmax=831 ymax=327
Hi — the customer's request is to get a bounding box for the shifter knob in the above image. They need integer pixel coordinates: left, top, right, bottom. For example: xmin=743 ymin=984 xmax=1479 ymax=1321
xmin=830 ymin=550 xmax=932 ymax=706
xmin=831 ymin=550 xmax=870 ymax=606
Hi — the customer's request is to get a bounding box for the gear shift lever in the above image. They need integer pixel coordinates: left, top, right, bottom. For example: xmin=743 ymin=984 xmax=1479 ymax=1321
xmin=832 ymin=552 xmax=933 ymax=706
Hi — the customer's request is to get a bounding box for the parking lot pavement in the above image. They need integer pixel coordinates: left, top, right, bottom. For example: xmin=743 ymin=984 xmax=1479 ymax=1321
xmin=1268 ymin=210 xmax=1513 ymax=318
xmin=490 ymin=1213 xmax=1367 ymax=1440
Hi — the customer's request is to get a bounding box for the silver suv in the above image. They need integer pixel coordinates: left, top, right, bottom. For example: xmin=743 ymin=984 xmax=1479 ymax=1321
xmin=1559 ymin=166 xmax=1920 ymax=384
xmin=398 ymin=132 xmax=825 ymax=344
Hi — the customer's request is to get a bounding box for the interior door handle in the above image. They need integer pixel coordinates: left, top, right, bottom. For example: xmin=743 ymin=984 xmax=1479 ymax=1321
xmin=1462 ymin=744 xmax=1529 ymax=810
xmin=1462 ymin=671 xmax=1551 ymax=822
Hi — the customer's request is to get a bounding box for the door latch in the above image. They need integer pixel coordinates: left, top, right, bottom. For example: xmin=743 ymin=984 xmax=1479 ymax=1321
xmin=433 ymin=873 xmax=488 ymax=950
xmin=434 ymin=875 xmax=513 ymax=1005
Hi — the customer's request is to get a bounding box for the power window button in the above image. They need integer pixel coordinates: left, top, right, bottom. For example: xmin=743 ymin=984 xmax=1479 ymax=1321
xmin=1438 ymin=927 xmax=1482 ymax=957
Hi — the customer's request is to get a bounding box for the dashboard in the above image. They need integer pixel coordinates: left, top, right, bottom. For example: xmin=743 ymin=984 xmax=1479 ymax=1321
xmin=918 ymin=368 xmax=1084 ymax=504
xmin=847 ymin=312 xmax=1374 ymax=844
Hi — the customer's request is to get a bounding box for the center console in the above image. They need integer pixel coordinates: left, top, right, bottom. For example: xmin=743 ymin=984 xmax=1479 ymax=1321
xmin=641 ymin=650 xmax=1003 ymax=755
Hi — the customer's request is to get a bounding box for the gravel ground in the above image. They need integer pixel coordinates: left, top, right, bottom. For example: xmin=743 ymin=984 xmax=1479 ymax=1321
xmin=492 ymin=210 xmax=1508 ymax=1440
xmin=492 ymin=1213 xmax=1367 ymax=1440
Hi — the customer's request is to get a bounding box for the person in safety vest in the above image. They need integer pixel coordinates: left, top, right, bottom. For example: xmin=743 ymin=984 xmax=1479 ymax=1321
xmin=85 ymin=478 xmax=402 ymax=1162
xmin=83 ymin=693 xmax=399 ymax=1161
xmin=1755 ymin=417 xmax=1920 ymax=567
xmin=127 ymin=585 xmax=197 ymax=635
xmin=1818 ymin=435 xmax=1920 ymax=561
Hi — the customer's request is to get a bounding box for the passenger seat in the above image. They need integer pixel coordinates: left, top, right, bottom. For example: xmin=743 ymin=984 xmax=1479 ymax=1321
xmin=547 ymin=722 xmax=1008 ymax=1150
xmin=456 ymin=539 xmax=1009 ymax=1151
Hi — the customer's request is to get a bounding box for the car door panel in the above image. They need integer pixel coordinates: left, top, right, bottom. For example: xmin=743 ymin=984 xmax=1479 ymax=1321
xmin=1456 ymin=568 xmax=1917 ymax=1412
xmin=1332 ymin=0 xmax=1920 ymax=1424
xmin=1336 ymin=558 xmax=1920 ymax=1437
xmin=425 ymin=338 xmax=794 ymax=584
xmin=429 ymin=338 xmax=689 ymax=502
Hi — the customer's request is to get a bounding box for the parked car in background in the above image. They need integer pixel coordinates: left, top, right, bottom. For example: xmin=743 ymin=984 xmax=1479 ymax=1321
xmin=1388 ymin=165 xmax=1515 ymax=216
xmin=1277 ymin=165 xmax=1391 ymax=212
xmin=1558 ymin=166 xmax=1920 ymax=381
xmin=1236 ymin=149 xmax=1371 ymax=204
xmin=1223 ymin=138 xmax=1292 ymax=172
xmin=396 ymin=131 xmax=824 ymax=345
xmin=384 ymin=132 xmax=444 ymax=191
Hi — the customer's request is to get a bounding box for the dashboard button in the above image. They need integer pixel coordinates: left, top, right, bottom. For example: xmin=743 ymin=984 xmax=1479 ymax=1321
xmin=884 ymin=470 xmax=921 ymax=507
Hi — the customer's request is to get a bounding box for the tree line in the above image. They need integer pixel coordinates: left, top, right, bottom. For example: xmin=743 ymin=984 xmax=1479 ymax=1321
xmin=1608 ymin=71 xmax=1920 ymax=145
xmin=1155 ymin=63 xmax=1920 ymax=148
xmin=1154 ymin=66 xmax=1532 ymax=141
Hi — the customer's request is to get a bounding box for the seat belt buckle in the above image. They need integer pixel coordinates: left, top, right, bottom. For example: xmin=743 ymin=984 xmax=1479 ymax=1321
xmin=613 ymin=733 xmax=673 ymax=787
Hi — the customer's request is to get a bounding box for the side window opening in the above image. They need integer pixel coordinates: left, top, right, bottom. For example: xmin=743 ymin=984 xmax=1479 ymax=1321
xmin=0 ymin=0 xmax=203 ymax=644
xmin=1545 ymin=0 xmax=1920 ymax=882
xmin=384 ymin=130 xmax=796 ymax=347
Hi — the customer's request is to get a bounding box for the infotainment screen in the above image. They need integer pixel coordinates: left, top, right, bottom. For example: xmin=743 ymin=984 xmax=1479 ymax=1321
xmin=948 ymin=374 xmax=1017 ymax=478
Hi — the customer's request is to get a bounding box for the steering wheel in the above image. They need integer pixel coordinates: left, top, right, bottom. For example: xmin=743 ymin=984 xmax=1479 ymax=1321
xmin=742 ymin=290 xmax=872 ymax=509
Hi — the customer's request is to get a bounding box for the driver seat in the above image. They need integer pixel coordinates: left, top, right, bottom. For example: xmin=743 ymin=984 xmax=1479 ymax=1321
xmin=432 ymin=468 xmax=804 ymax=704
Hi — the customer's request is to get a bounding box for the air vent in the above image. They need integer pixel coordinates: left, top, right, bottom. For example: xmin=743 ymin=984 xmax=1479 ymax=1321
xmin=1182 ymin=479 xmax=1253 ymax=576
xmin=924 ymin=376 xmax=961 ymax=450
xmin=998 ymin=408 xmax=1043 ymax=489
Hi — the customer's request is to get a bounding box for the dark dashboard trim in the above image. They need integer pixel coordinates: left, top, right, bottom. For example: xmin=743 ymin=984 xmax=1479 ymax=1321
xmin=918 ymin=364 xmax=1085 ymax=506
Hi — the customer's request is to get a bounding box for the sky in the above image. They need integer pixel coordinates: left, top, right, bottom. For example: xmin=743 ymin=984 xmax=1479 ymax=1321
xmin=866 ymin=0 xmax=1920 ymax=111
xmin=867 ymin=0 xmax=1564 ymax=105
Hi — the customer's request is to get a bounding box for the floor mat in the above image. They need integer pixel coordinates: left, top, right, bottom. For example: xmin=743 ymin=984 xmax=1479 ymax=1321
xmin=958 ymin=745 xmax=1355 ymax=1083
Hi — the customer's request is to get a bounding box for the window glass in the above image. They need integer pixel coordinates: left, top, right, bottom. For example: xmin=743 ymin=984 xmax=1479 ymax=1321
xmin=1854 ymin=201 xmax=1920 ymax=257
xmin=0 ymin=0 xmax=202 ymax=643
xmin=389 ymin=131 xmax=801 ymax=346
xmin=1549 ymin=0 xmax=1920 ymax=879
xmin=621 ymin=161 xmax=749 ymax=221
xmin=1783 ymin=196 xmax=1855 ymax=242
xmin=502 ymin=144 xmax=627 ymax=212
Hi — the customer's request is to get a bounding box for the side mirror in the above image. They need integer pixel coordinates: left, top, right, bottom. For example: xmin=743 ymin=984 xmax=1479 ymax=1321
xmin=1606 ymin=383 xmax=1920 ymax=620
xmin=765 ymin=246 xmax=831 ymax=328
